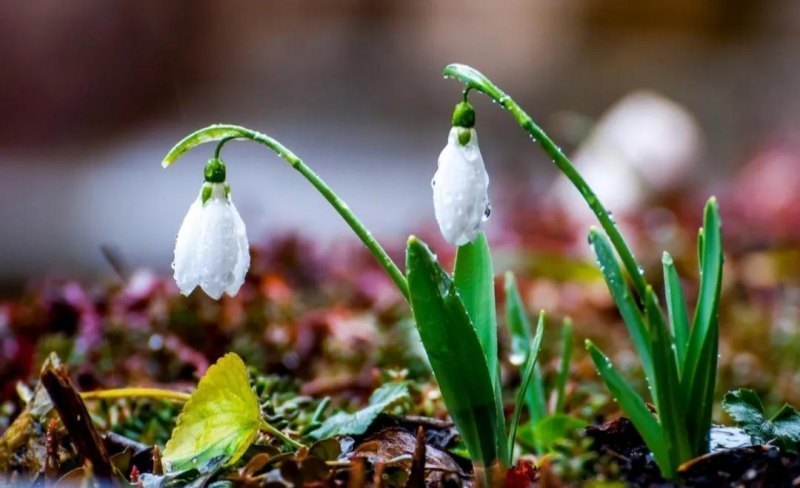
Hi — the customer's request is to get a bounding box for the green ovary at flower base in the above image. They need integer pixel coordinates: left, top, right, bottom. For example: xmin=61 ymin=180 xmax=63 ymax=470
xmin=442 ymin=63 xmax=724 ymax=479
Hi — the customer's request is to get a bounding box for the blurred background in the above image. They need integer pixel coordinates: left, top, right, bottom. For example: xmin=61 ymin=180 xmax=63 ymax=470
xmin=1 ymin=0 xmax=799 ymax=292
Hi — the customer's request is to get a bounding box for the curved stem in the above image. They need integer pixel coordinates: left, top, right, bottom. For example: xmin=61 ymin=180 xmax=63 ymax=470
xmin=163 ymin=124 xmax=409 ymax=301
xmin=80 ymin=388 xmax=191 ymax=403
xmin=443 ymin=64 xmax=648 ymax=301
xmin=214 ymin=136 xmax=237 ymax=160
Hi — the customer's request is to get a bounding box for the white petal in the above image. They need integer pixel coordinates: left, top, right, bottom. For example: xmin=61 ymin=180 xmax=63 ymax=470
xmin=432 ymin=127 xmax=490 ymax=246
xmin=224 ymin=200 xmax=250 ymax=297
xmin=196 ymin=185 xmax=241 ymax=299
xmin=173 ymin=197 xmax=203 ymax=296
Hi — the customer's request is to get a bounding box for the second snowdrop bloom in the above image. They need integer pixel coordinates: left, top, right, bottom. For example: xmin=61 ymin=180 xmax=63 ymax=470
xmin=432 ymin=101 xmax=491 ymax=246
xmin=173 ymin=158 xmax=250 ymax=299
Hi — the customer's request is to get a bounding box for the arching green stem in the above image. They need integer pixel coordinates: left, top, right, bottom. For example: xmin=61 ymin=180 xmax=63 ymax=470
xmin=163 ymin=124 xmax=409 ymax=301
xmin=442 ymin=64 xmax=648 ymax=301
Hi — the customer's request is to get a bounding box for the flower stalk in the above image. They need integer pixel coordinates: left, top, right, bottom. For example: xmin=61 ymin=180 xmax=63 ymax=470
xmin=442 ymin=64 xmax=648 ymax=301
xmin=162 ymin=124 xmax=409 ymax=301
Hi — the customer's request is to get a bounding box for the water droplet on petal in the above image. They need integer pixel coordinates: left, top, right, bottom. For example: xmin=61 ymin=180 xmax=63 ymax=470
xmin=482 ymin=203 xmax=492 ymax=222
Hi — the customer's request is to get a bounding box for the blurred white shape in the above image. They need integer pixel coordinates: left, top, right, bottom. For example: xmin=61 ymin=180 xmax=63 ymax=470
xmin=551 ymin=91 xmax=701 ymax=224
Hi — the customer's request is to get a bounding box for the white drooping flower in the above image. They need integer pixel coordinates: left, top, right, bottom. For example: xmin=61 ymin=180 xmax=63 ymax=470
xmin=173 ymin=182 xmax=250 ymax=299
xmin=432 ymin=126 xmax=491 ymax=246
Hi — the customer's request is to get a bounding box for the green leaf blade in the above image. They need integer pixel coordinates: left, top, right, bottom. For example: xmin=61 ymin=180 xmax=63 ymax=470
xmin=683 ymin=198 xmax=723 ymax=454
xmin=662 ymin=252 xmax=690 ymax=368
xmin=406 ymin=236 xmax=501 ymax=467
xmin=507 ymin=312 xmax=545 ymax=458
xmin=645 ymin=287 xmax=691 ymax=465
xmin=588 ymin=229 xmax=655 ymax=398
xmin=722 ymin=389 xmax=771 ymax=444
xmin=310 ymin=383 xmax=409 ymax=439
xmin=163 ymin=353 xmax=262 ymax=474
xmin=586 ymin=341 xmax=671 ymax=476
xmin=504 ymin=272 xmax=547 ymax=424
xmin=454 ymin=233 xmax=498 ymax=391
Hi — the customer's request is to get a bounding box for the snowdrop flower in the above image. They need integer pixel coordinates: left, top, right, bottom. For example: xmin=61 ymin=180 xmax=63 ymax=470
xmin=432 ymin=101 xmax=491 ymax=246
xmin=173 ymin=158 xmax=250 ymax=299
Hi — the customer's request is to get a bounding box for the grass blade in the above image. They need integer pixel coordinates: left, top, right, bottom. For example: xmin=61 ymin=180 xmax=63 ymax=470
xmin=682 ymin=198 xmax=723 ymax=454
xmin=554 ymin=318 xmax=573 ymax=415
xmin=504 ymin=272 xmax=547 ymax=424
xmin=684 ymin=198 xmax=723 ymax=378
xmin=588 ymin=229 xmax=655 ymax=397
xmin=687 ymin=325 xmax=718 ymax=454
xmin=454 ymin=232 xmax=498 ymax=389
xmin=645 ymin=287 xmax=692 ymax=467
xmin=586 ymin=340 xmax=671 ymax=476
xmin=406 ymin=236 xmax=500 ymax=467
xmin=507 ymin=312 xmax=545 ymax=460
xmin=662 ymin=252 xmax=690 ymax=368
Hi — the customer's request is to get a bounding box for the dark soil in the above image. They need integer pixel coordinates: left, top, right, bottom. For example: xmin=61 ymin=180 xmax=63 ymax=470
xmin=586 ymin=417 xmax=800 ymax=487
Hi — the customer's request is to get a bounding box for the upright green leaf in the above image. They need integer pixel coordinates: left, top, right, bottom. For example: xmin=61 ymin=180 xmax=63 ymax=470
xmin=684 ymin=198 xmax=722 ymax=380
xmin=507 ymin=312 xmax=545 ymax=458
xmin=645 ymin=287 xmax=692 ymax=465
xmin=504 ymin=272 xmax=547 ymax=424
xmin=454 ymin=232 xmax=498 ymax=389
xmin=406 ymin=236 xmax=502 ymax=467
xmin=586 ymin=341 xmax=671 ymax=476
xmin=588 ymin=229 xmax=655 ymax=397
xmin=554 ymin=319 xmax=573 ymax=415
xmin=683 ymin=198 xmax=723 ymax=454
xmin=163 ymin=353 xmax=262 ymax=474
xmin=662 ymin=252 xmax=690 ymax=368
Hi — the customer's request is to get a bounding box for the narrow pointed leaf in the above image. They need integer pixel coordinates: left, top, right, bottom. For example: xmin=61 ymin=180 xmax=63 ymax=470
xmin=683 ymin=198 xmax=723 ymax=454
xmin=586 ymin=341 xmax=671 ymax=476
xmin=508 ymin=312 xmax=545 ymax=458
xmin=406 ymin=236 xmax=500 ymax=467
xmin=504 ymin=272 xmax=546 ymax=424
xmin=645 ymin=287 xmax=691 ymax=464
xmin=588 ymin=229 xmax=655 ymax=398
xmin=662 ymin=252 xmax=690 ymax=368
xmin=163 ymin=353 xmax=262 ymax=474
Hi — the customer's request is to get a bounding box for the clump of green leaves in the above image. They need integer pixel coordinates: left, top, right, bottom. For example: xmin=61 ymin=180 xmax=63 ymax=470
xmin=440 ymin=63 xmax=724 ymax=479
xmin=505 ymin=272 xmax=586 ymax=454
xmin=405 ymin=234 xmax=544 ymax=470
xmin=723 ymin=389 xmax=800 ymax=451
xmin=585 ymin=198 xmax=723 ymax=478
